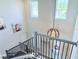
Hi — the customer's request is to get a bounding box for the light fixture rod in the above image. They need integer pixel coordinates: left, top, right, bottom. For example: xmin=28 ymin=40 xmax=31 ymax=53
xmin=53 ymin=0 xmax=56 ymax=28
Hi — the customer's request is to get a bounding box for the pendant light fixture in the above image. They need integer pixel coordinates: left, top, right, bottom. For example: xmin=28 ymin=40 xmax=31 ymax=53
xmin=47 ymin=0 xmax=60 ymax=38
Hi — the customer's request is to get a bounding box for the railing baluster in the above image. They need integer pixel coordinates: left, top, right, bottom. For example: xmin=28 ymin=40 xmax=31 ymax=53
xmin=61 ymin=43 xmax=65 ymax=59
xmin=38 ymin=35 xmax=39 ymax=54
xmin=65 ymin=43 xmax=69 ymax=59
xmin=32 ymin=37 xmax=33 ymax=52
xmin=57 ymin=41 xmax=61 ymax=59
xmin=32 ymin=38 xmax=33 ymax=52
xmin=54 ymin=40 xmax=57 ymax=59
xmin=29 ymin=40 xmax=30 ymax=48
xmin=51 ymin=39 xmax=54 ymax=59
xmin=43 ymin=36 xmax=44 ymax=59
xmin=30 ymin=39 xmax=31 ymax=48
xmin=27 ymin=40 xmax=29 ymax=47
xmin=29 ymin=40 xmax=31 ymax=52
xmin=48 ymin=38 xmax=50 ymax=59
xmin=42 ymin=36 xmax=43 ymax=59
xmin=41 ymin=36 xmax=42 ymax=59
xmin=37 ymin=35 xmax=38 ymax=55
xmin=47 ymin=38 xmax=48 ymax=58
xmin=30 ymin=39 xmax=31 ymax=49
xmin=35 ymin=32 xmax=37 ymax=54
xmin=46 ymin=37 xmax=47 ymax=59
xmin=69 ymin=45 xmax=74 ymax=59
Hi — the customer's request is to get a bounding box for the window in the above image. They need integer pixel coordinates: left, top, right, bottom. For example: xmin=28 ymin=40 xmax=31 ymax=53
xmin=30 ymin=0 xmax=38 ymax=18
xmin=55 ymin=0 xmax=69 ymax=19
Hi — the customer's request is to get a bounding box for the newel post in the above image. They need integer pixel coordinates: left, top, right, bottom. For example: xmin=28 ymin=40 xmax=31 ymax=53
xmin=5 ymin=50 xmax=9 ymax=59
xmin=35 ymin=32 xmax=37 ymax=49
xmin=35 ymin=32 xmax=37 ymax=53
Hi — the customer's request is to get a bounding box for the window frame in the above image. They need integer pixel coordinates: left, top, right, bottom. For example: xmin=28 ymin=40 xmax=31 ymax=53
xmin=55 ymin=0 xmax=69 ymax=20
xmin=30 ymin=0 xmax=38 ymax=18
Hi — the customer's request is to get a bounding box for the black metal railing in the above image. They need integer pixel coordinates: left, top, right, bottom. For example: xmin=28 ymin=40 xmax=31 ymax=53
xmin=6 ymin=37 xmax=34 ymax=59
xmin=6 ymin=32 xmax=77 ymax=59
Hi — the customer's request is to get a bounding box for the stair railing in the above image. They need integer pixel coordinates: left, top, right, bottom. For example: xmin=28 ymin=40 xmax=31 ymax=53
xmin=34 ymin=32 xmax=77 ymax=59
xmin=5 ymin=32 xmax=77 ymax=59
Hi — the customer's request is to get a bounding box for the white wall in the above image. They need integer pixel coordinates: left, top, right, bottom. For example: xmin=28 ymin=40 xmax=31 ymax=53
xmin=0 ymin=0 xmax=27 ymax=56
xmin=71 ymin=18 xmax=78 ymax=59
xmin=24 ymin=0 xmax=77 ymax=40
xmin=24 ymin=0 xmax=59 ymax=37
xmin=0 ymin=0 xmax=77 ymax=57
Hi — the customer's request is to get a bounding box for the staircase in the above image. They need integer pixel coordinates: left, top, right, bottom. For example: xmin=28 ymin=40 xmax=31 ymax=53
xmin=5 ymin=32 xmax=77 ymax=59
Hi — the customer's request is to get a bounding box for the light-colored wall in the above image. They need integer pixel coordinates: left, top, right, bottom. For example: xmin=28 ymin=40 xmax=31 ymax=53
xmin=0 ymin=0 xmax=77 ymax=57
xmin=24 ymin=0 xmax=59 ymax=37
xmin=24 ymin=0 xmax=77 ymax=40
xmin=71 ymin=18 xmax=78 ymax=59
xmin=0 ymin=0 xmax=26 ymax=56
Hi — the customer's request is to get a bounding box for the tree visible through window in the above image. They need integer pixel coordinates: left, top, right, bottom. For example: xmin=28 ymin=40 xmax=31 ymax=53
xmin=31 ymin=0 xmax=38 ymax=18
xmin=55 ymin=0 xmax=69 ymax=19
